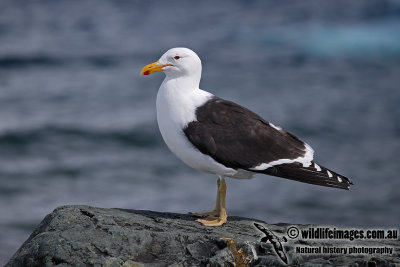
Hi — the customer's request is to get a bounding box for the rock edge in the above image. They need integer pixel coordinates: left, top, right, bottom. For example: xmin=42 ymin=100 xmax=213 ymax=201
xmin=6 ymin=205 xmax=400 ymax=267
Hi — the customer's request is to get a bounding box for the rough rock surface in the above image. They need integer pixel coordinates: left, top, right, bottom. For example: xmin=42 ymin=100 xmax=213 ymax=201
xmin=6 ymin=205 xmax=400 ymax=267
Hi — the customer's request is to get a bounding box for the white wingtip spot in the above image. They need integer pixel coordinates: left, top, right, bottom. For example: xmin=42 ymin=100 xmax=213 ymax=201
xmin=314 ymin=163 xmax=321 ymax=172
xmin=327 ymin=170 xmax=333 ymax=178
xmin=337 ymin=176 xmax=343 ymax=182
xmin=269 ymin=122 xmax=282 ymax=131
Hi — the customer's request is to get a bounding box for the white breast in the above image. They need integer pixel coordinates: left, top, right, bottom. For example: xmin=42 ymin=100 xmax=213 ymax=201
xmin=156 ymin=82 xmax=251 ymax=178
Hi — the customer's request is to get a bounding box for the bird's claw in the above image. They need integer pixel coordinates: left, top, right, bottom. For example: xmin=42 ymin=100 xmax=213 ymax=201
xmin=189 ymin=210 xmax=219 ymax=218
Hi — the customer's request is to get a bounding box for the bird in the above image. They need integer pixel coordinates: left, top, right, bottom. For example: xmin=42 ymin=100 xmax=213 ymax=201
xmin=141 ymin=47 xmax=352 ymax=226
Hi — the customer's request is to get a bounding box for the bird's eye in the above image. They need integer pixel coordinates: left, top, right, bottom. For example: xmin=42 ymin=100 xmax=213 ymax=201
xmin=174 ymin=56 xmax=181 ymax=60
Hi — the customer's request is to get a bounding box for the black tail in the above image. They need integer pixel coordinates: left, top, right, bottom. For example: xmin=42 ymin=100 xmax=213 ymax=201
xmin=259 ymin=161 xmax=353 ymax=190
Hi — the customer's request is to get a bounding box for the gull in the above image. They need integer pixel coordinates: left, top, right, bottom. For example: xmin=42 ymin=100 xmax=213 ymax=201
xmin=141 ymin=47 xmax=352 ymax=226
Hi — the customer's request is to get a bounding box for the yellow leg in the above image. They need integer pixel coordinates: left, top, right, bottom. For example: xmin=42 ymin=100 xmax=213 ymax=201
xmin=196 ymin=177 xmax=227 ymax=226
xmin=189 ymin=178 xmax=221 ymax=218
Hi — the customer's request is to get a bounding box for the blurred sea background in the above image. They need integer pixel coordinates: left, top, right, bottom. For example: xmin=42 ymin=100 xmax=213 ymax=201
xmin=1 ymin=0 xmax=400 ymax=264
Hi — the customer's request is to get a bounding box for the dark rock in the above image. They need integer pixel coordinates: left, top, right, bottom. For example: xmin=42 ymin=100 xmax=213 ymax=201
xmin=6 ymin=205 xmax=400 ymax=266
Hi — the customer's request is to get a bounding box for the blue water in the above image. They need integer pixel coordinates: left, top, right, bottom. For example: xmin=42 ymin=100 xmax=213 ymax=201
xmin=1 ymin=0 xmax=400 ymax=264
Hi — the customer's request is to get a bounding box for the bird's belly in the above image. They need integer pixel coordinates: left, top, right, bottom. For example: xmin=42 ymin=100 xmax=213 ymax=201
xmin=157 ymin=114 xmax=239 ymax=177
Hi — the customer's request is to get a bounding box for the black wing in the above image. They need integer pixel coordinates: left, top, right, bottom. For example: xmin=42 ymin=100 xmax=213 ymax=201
xmin=184 ymin=97 xmax=309 ymax=170
xmin=184 ymin=97 xmax=352 ymax=189
xmin=262 ymin=161 xmax=352 ymax=189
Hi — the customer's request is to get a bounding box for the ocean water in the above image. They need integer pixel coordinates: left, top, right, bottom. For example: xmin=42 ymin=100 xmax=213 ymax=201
xmin=1 ymin=0 xmax=400 ymax=264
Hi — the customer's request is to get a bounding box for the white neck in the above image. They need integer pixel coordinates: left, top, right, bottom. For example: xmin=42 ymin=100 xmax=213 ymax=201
xmin=161 ymin=73 xmax=201 ymax=92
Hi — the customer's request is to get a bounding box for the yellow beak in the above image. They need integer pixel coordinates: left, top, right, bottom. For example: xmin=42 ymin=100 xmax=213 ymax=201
xmin=141 ymin=61 xmax=172 ymax=75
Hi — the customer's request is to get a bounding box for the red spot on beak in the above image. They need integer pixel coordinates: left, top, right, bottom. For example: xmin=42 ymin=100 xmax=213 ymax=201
xmin=143 ymin=70 xmax=150 ymax=75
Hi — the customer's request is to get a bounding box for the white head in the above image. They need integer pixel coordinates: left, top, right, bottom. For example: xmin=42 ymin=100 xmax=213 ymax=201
xmin=141 ymin=47 xmax=202 ymax=87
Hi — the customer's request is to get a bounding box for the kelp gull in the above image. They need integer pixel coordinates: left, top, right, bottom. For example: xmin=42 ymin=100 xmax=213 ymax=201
xmin=141 ymin=47 xmax=352 ymax=226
